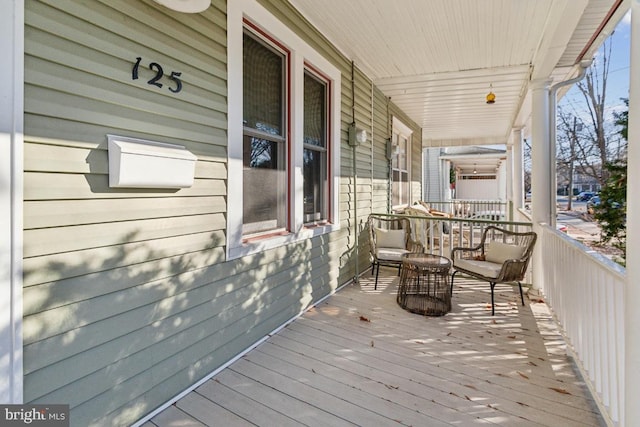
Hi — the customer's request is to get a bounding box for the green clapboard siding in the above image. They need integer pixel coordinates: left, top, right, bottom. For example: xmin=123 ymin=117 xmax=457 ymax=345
xmin=23 ymin=0 xmax=423 ymax=426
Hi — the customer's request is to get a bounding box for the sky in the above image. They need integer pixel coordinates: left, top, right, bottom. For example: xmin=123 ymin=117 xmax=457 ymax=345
xmin=558 ymin=10 xmax=631 ymax=125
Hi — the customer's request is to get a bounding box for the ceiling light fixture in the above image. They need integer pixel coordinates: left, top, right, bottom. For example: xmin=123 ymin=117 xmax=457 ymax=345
xmin=486 ymin=84 xmax=496 ymax=104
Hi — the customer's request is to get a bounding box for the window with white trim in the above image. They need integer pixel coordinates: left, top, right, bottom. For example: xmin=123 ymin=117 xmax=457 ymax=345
xmin=392 ymin=118 xmax=412 ymax=208
xmin=227 ymin=0 xmax=341 ymax=260
xmin=303 ymin=69 xmax=329 ymax=224
xmin=242 ymin=29 xmax=289 ymax=237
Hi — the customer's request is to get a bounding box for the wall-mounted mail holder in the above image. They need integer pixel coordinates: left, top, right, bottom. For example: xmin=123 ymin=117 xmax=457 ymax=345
xmin=107 ymin=135 xmax=197 ymax=188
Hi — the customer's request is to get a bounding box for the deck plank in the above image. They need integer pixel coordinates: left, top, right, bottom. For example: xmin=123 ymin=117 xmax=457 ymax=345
xmin=150 ymin=404 xmax=206 ymax=427
xmin=151 ymin=271 xmax=605 ymax=427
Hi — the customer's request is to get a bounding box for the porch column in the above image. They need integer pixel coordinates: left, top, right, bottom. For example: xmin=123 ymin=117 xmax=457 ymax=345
xmin=0 ymin=0 xmax=24 ymax=403
xmin=530 ymin=79 xmax=552 ymax=291
xmin=625 ymin=1 xmax=640 ymax=425
xmin=506 ymin=144 xmax=513 ymax=199
xmin=512 ymin=128 xmax=525 ymax=211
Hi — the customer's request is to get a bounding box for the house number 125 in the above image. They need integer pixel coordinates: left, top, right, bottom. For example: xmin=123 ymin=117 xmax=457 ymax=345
xmin=132 ymin=57 xmax=183 ymax=94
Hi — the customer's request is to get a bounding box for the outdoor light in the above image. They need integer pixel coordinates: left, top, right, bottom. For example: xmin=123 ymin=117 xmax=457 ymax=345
xmin=473 ymin=163 xmax=477 ymax=174
xmin=348 ymin=122 xmax=367 ymax=146
xmin=486 ymin=84 xmax=496 ymax=104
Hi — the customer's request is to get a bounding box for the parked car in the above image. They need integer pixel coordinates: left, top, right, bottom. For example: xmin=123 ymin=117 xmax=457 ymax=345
xmin=576 ymin=191 xmax=596 ymax=201
xmin=556 ymin=223 xmax=568 ymax=233
xmin=586 ymin=196 xmax=600 ymax=214
xmin=587 ymin=196 xmax=621 ymax=214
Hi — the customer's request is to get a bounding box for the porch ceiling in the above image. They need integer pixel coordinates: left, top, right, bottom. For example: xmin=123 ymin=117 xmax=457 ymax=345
xmin=288 ymin=0 xmax=629 ymax=147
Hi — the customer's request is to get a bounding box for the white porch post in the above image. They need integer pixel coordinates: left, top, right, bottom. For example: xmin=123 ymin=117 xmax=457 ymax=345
xmin=625 ymin=2 xmax=640 ymax=425
xmin=512 ymin=128 xmax=525 ymax=211
xmin=506 ymin=144 xmax=513 ymax=203
xmin=0 ymin=0 xmax=24 ymax=404
xmin=530 ymin=80 xmax=552 ymax=291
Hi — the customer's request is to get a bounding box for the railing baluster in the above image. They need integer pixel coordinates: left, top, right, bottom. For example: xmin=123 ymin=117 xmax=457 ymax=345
xmin=540 ymin=225 xmax=625 ymax=426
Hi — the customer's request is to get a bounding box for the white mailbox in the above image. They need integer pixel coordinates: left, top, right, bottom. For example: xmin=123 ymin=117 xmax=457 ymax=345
xmin=108 ymin=135 xmax=197 ymax=188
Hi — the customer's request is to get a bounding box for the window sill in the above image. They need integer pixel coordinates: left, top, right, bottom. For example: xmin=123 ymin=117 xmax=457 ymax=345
xmin=227 ymin=222 xmax=339 ymax=260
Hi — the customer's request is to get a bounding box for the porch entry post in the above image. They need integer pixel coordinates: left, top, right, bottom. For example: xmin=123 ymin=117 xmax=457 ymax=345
xmin=529 ymin=79 xmax=552 ymax=292
xmin=625 ymin=1 xmax=640 ymax=425
xmin=0 ymin=0 xmax=24 ymax=404
xmin=512 ymin=128 xmax=525 ymax=211
xmin=505 ymin=143 xmax=513 ymax=218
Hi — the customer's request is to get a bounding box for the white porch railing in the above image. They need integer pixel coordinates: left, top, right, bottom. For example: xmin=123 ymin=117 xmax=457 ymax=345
xmin=422 ymin=199 xmax=508 ymax=220
xmin=540 ymin=225 xmax=626 ymax=426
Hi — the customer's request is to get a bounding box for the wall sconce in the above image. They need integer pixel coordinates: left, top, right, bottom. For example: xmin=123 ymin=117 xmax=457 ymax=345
xmin=486 ymin=84 xmax=496 ymax=104
xmin=473 ymin=163 xmax=477 ymax=174
xmin=348 ymin=122 xmax=367 ymax=146
xmin=153 ymin=0 xmax=210 ymax=13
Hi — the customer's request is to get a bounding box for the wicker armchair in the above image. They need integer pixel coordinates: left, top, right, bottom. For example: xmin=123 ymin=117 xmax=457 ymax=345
xmin=368 ymin=215 xmax=422 ymax=290
xmin=450 ymin=226 xmax=537 ymax=315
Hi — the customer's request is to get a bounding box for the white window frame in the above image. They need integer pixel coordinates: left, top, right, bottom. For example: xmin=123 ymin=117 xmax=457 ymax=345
xmin=227 ymin=0 xmax=341 ymax=260
xmin=391 ymin=117 xmax=412 ymax=209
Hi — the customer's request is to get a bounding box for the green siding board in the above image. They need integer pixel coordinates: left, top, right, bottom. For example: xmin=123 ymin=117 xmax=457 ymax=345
xmin=33 ymin=0 xmax=226 ymax=75
xmin=25 ymin=58 xmax=226 ymax=127
xmin=24 ymin=212 xmax=225 ymax=257
xmin=24 ymin=172 xmax=227 ymax=200
xmin=24 ymin=196 xmax=226 ymax=229
xmin=24 ymin=115 xmax=228 ymax=152
xmin=26 ymin=87 xmax=223 ymax=143
xmin=23 ymin=234 xmax=226 ymax=288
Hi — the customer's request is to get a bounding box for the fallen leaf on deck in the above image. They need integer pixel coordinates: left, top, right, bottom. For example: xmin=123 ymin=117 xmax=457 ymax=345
xmin=312 ymin=368 xmax=316 ymax=373
xmin=385 ymin=384 xmax=399 ymax=390
xmin=359 ymin=315 xmax=371 ymax=322
xmin=517 ymin=371 xmax=530 ymax=380
xmin=549 ymin=387 xmax=572 ymax=395
xmin=465 ymin=384 xmax=478 ymax=390
xmin=516 ymin=402 xmax=530 ymax=407
xmin=464 ymin=395 xmax=471 ymax=401
xmin=528 ymin=361 xmax=538 ymax=367
xmin=370 ymin=340 xmax=375 ymax=347
xmin=507 ymin=335 xmax=517 ymax=339
xmin=446 ymin=332 xmax=452 ymax=336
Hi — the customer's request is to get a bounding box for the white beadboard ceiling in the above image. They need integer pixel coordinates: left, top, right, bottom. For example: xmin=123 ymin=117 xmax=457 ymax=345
xmin=288 ymin=0 xmax=629 ymax=148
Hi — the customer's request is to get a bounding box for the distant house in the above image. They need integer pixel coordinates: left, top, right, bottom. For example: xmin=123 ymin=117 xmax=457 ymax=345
xmin=424 ymin=146 xmax=508 ymax=201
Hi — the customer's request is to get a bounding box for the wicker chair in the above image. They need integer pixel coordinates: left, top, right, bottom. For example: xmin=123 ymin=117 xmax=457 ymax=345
xmin=368 ymin=215 xmax=422 ymax=290
xmin=450 ymin=226 xmax=537 ymax=315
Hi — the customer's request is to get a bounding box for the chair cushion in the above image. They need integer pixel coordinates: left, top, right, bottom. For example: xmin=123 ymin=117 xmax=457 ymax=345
xmin=376 ymin=248 xmax=409 ymax=261
xmin=375 ymin=228 xmax=406 ymax=249
xmin=485 ymin=241 xmax=525 ymax=264
xmin=455 ymin=259 xmax=503 ymax=278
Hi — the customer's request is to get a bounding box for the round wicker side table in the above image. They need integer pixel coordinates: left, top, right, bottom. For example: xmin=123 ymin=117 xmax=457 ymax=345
xmin=397 ymin=253 xmax=452 ymax=316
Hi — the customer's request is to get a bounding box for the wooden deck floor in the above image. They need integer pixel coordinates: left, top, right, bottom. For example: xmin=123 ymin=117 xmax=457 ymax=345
xmin=146 ymin=270 xmax=604 ymax=427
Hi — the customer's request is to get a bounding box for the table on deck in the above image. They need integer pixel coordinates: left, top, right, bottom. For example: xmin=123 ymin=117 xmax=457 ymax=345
xmin=397 ymin=253 xmax=452 ymax=316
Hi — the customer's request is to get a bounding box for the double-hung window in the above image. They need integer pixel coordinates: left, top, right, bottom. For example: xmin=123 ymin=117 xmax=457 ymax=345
xmin=392 ymin=118 xmax=412 ymax=208
xmin=242 ymin=30 xmax=288 ymax=237
xmin=227 ymin=1 xmax=341 ymax=260
xmin=303 ymin=70 xmax=329 ymax=224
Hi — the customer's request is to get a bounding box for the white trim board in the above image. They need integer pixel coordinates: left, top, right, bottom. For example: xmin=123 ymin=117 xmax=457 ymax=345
xmin=0 ymin=0 xmax=24 ymax=404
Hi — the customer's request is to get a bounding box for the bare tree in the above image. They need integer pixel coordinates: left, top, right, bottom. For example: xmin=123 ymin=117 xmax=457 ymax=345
xmin=556 ymin=37 xmax=625 ymax=197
